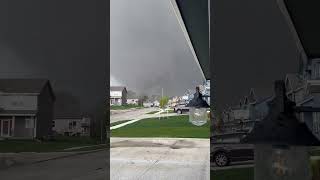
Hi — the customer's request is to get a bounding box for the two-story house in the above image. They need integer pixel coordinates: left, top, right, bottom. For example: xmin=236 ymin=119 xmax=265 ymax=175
xmin=110 ymin=86 xmax=127 ymax=106
xmin=0 ymin=79 xmax=55 ymax=139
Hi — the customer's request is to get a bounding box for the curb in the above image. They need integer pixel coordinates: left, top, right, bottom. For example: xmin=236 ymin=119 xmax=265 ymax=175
xmin=33 ymin=148 xmax=107 ymax=164
xmin=0 ymin=148 xmax=107 ymax=171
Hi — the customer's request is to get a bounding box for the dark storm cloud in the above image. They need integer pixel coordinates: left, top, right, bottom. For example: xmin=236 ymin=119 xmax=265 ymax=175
xmin=0 ymin=0 xmax=107 ymax=115
xmin=111 ymin=0 xmax=204 ymax=96
xmin=211 ymin=0 xmax=300 ymax=112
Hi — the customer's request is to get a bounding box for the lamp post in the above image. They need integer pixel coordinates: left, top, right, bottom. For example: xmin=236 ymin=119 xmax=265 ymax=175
xmin=186 ymin=86 xmax=210 ymax=126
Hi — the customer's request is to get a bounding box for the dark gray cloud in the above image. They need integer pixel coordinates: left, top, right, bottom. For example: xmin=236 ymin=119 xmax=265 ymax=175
xmin=111 ymin=0 xmax=204 ymax=96
xmin=0 ymin=0 xmax=107 ymax=116
xmin=211 ymin=0 xmax=300 ymax=112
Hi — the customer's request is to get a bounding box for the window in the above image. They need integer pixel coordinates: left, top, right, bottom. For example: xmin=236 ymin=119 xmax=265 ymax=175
xmin=52 ymin=121 xmax=55 ymax=127
xmin=25 ymin=117 xmax=34 ymax=128
xmin=313 ymin=62 xmax=320 ymax=79
xmin=313 ymin=112 xmax=320 ymax=133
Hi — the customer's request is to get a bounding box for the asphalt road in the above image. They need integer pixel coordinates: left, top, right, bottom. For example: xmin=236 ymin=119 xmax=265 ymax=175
xmin=0 ymin=151 xmax=108 ymax=180
xmin=110 ymin=107 xmax=159 ymax=123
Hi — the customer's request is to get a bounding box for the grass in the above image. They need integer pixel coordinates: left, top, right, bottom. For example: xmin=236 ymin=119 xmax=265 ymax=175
xmin=110 ymin=104 xmax=144 ymax=110
xmin=111 ymin=115 xmax=210 ymax=138
xmin=0 ymin=136 xmax=100 ymax=153
xmin=146 ymin=111 xmax=160 ymax=114
xmin=211 ymin=168 xmax=253 ymax=180
xmin=110 ymin=120 xmax=132 ymax=127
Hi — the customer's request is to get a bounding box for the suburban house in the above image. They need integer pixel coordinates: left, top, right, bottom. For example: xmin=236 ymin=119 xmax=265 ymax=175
xmin=126 ymin=98 xmax=139 ymax=105
xmin=110 ymin=86 xmax=127 ymax=106
xmin=199 ymin=80 xmax=210 ymax=105
xmin=53 ymin=115 xmax=91 ymax=136
xmin=182 ymin=89 xmax=195 ymax=104
xmin=0 ymin=79 xmax=55 ymax=139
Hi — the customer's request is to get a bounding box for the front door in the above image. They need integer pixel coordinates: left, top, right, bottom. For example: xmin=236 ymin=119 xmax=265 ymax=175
xmin=1 ymin=119 xmax=11 ymax=137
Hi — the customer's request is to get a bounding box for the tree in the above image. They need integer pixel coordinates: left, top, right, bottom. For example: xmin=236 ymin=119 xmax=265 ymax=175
xmin=138 ymin=93 xmax=149 ymax=106
xmin=127 ymin=90 xmax=137 ymax=99
xmin=160 ymin=96 xmax=169 ymax=109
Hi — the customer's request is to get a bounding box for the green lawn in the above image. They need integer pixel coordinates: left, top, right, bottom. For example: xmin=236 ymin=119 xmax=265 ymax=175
xmin=0 ymin=136 xmax=101 ymax=153
xmin=111 ymin=115 xmax=209 ymax=138
xmin=110 ymin=120 xmax=132 ymax=126
xmin=111 ymin=105 xmax=143 ymax=110
xmin=146 ymin=111 xmax=159 ymax=114
xmin=211 ymin=168 xmax=253 ymax=180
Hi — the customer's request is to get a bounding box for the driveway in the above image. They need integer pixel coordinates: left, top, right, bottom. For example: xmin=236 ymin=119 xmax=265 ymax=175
xmin=110 ymin=107 xmax=158 ymax=123
xmin=0 ymin=151 xmax=107 ymax=180
xmin=111 ymin=137 xmax=210 ymax=180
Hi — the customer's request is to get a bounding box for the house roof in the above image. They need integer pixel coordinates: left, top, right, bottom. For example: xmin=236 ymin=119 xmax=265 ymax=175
xmin=170 ymin=0 xmax=209 ymax=80
xmin=248 ymin=89 xmax=257 ymax=103
xmin=110 ymin=86 xmax=126 ymax=92
xmin=0 ymin=79 xmax=50 ymax=94
xmin=285 ymin=73 xmax=304 ymax=92
xmin=278 ymin=0 xmax=320 ymax=58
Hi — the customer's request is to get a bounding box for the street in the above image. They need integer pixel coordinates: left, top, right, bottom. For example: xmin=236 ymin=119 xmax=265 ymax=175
xmin=0 ymin=151 xmax=108 ymax=180
xmin=110 ymin=107 xmax=159 ymax=123
xmin=111 ymin=138 xmax=210 ymax=180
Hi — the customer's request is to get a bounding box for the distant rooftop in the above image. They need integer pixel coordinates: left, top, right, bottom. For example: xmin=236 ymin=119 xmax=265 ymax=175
xmin=110 ymin=86 xmax=126 ymax=91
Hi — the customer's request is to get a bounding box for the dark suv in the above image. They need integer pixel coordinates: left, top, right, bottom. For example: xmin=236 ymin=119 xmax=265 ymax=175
xmin=211 ymin=143 xmax=254 ymax=167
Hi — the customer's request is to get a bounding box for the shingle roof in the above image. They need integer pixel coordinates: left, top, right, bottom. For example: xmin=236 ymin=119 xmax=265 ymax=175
xmin=285 ymin=73 xmax=304 ymax=91
xmin=0 ymin=79 xmax=49 ymax=93
xmin=110 ymin=86 xmax=126 ymax=91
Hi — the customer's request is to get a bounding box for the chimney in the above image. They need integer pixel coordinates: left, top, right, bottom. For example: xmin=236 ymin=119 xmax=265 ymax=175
xmin=274 ymin=80 xmax=286 ymax=113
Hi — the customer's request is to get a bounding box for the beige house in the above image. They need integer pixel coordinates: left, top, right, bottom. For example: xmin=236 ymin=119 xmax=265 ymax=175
xmin=0 ymin=79 xmax=55 ymax=139
xmin=53 ymin=116 xmax=91 ymax=136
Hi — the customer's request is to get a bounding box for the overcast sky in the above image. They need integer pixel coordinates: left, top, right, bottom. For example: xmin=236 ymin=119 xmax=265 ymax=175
xmin=0 ymin=1 xmax=107 ymax=116
xmin=111 ymin=0 xmax=204 ymax=96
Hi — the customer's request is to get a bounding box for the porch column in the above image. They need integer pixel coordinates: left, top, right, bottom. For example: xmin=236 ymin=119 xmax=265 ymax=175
xmin=12 ymin=116 xmax=15 ymax=137
xmin=33 ymin=117 xmax=37 ymax=138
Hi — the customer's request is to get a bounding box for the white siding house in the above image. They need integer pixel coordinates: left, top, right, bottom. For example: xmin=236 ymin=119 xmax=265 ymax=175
xmin=110 ymin=86 xmax=127 ymax=106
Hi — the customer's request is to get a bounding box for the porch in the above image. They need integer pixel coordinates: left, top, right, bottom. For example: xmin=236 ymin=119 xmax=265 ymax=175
xmin=0 ymin=115 xmax=37 ymax=139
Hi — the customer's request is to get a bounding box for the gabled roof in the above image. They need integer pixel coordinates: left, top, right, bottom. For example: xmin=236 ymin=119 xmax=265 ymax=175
xmin=110 ymin=86 xmax=126 ymax=92
xmin=248 ymin=88 xmax=257 ymax=103
xmin=243 ymin=96 xmax=249 ymax=105
xmin=0 ymin=79 xmax=50 ymax=94
xmin=285 ymin=73 xmax=304 ymax=92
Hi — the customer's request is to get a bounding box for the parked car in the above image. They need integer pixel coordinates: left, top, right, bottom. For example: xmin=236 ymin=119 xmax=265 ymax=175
xmin=173 ymin=103 xmax=189 ymax=114
xmin=211 ymin=143 xmax=254 ymax=167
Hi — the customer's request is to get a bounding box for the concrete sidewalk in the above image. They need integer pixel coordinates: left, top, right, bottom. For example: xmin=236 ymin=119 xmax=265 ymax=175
xmin=110 ymin=113 xmax=181 ymax=130
xmin=110 ymin=137 xmax=210 ymax=180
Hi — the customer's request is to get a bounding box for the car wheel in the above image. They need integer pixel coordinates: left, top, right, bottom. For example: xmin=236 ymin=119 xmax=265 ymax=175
xmin=177 ymin=109 xmax=182 ymax=114
xmin=214 ymin=152 xmax=229 ymax=167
